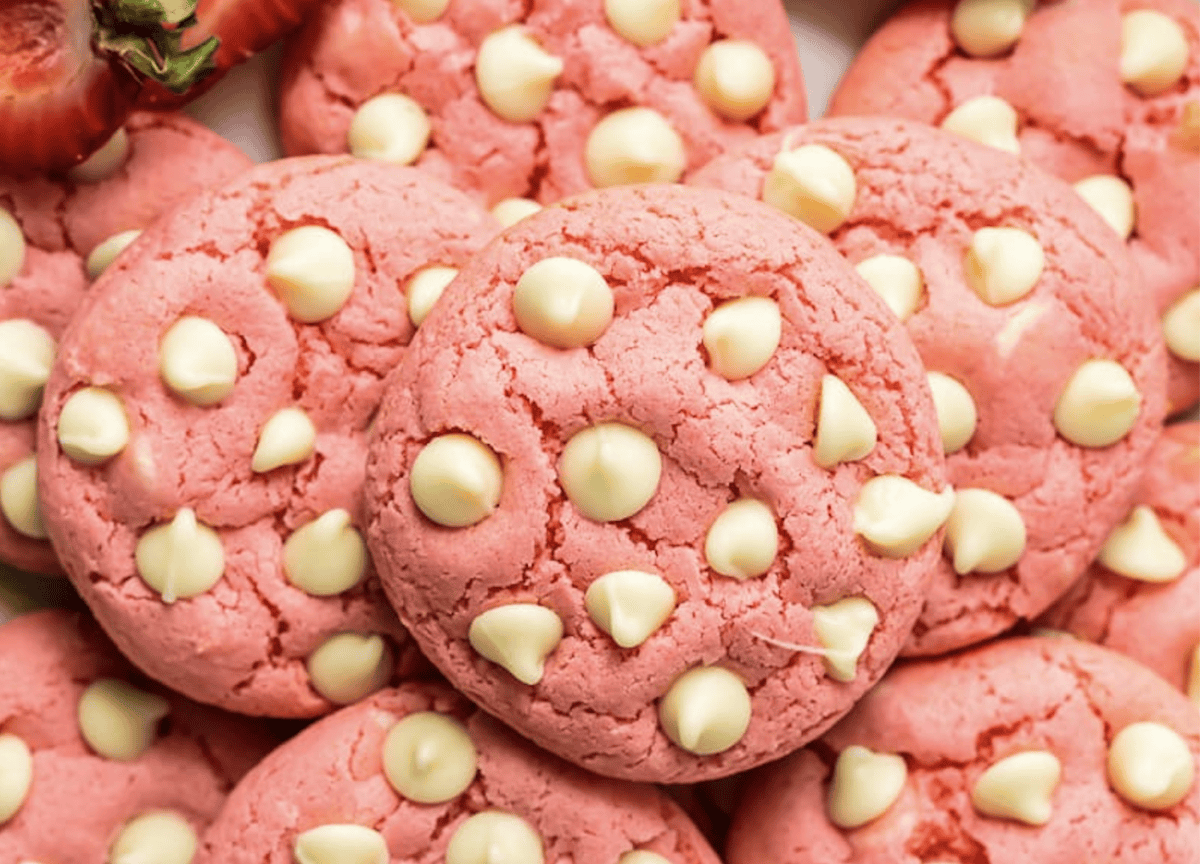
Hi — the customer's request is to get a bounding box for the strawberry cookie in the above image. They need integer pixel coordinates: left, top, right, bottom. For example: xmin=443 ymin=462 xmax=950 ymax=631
xmin=0 ymin=111 xmax=250 ymax=575
xmin=829 ymin=0 xmax=1200 ymax=411
xmin=365 ymin=184 xmax=950 ymax=783
xmin=278 ymin=0 xmax=807 ymax=211
xmin=690 ymin=117 xmax=1168 ymax=656
xmin=0 ymin=609 xmax=278 ymax=864
xmin=1041 ymin=422 xmax=1199 ymax=705
xmin=36 ymin=156 xmax=498 ymax=717
xmin=200 ymin=683 xmax=723 ymax=864
xmin=726 ymin=638 xmax=1200 ymax=864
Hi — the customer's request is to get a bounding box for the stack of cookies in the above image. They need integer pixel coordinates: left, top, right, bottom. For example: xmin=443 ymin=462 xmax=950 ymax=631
xmin=0 ymin=1 xmax=1196 ymax=862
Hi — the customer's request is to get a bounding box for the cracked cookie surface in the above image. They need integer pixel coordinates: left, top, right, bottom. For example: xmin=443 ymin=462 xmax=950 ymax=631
xmin=278 ymin=0 xmax=806 ymax=206
xmin=36 ymin=157 xmax=497 ymax=717
xmin=691 ymin=117 xmax=1168 ymax=657
xmin=829 ymin=0 xmax=1200 ymax=411
xmin=0 ymin=112 xmax=251 ymax=574
xmin=199 ymin=683 xmax=722 ymax=864
xmin=0 ymin=610 xmax=278 ymax=864
xmin=1041 ymin=422 xmax=1199 ymax=701
xmin=365 ymin=183 xmax=948 ymax=783
xmin=727 ymin=637 xmax=1200 ymax=864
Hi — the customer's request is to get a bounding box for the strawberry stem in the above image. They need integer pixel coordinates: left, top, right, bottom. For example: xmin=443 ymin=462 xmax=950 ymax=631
xmin=91 ymin=0 xmax=220 ymax=95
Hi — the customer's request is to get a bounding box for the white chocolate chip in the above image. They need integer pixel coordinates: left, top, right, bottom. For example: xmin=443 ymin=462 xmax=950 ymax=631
xmin=513 ymin=257 xmax=614 ymax=349
xmin=135 ymin=508 xmax=225 ymax=603
xmin=0 ymin=319 xmax=56 ymax=421
xmin=811 ymin=597 xmax=879 ymax=683
xmin=1097 ymin=505 xmax=1187 ymax=583
xmin=86 ymin=229 xmax=142 ymax=280
xmin=604 ymin=0 xmax=680 ymax=47
xmin=853 ymin=476 xmax=955 ymax=558
xmin=943 ymin=487 xmax=1026 ymax=574
xmin=658 ymin=666 xmax=751 ymax=756
xmin=826 ymin=745 xmax=907 ymax=829
xmin=1120 ymin=10 xmax=1190 ymax=97
xmin=1053 ymin=359 xmax=1141 ymax=447
xmin=559 ymin=422 xmax=661 ymax=523
xmin=468 ymin=603 xmax=563 ymax=686
xmin=1187 ymin=643 xmax=1199 ymax=708
xmin=761 ymin=144 xmax=857 ymax=234
xmin=393 ymin=0 xmax=448 ymax=23
xmin=963 ymin=227 xmax=1044 ymax=306
xmin=382 ymin=711 xmax=477 ymax=804
xmin=294 ymin=824 xmax=388 ymax=864
xmin=347 ymin=93 xmax=431 ymax=166
xmin=705 ymin=499 xmax=778 ymax=580
xmin=406 ymin=265 xmax=459 ymax=328
xmin=490 ymin=198 xmax=542 ymax=228
xmin=813 ymin=375 xmax=878 ymax=469
xmin=252 ymin=407 xmax=317 ymax=473
xmin=1107 ymin=722 xmax=1195 ymax=810
xmin=994 ymin=301 xmax=1047 ymax=357
xmin=409 ymin=433 xmax=504 ymax=528
xmin=940 ymin=96 xmax=1021 ymax=154
xmin=971 ymin=750 xmax=1061 ymax=825
xmin=445 ymin=811 xmax=544 ymax=864
xmin=951 ymin=0 xmax=1032 ymax=57
xmin=854 ymin=255 xmax=924 ymax=321
xmin=927 ymin=372 xmax=978 ymax=454
xmin=475 ymin=26 xmax=563 ymax=123
xmin=108 ymin=811 xmax=196 ymax=864
xmin=585 ymin=569 xmax=676 ymax=648
xmin=68 ymin=127 xmax=129 ymax=184
xmin=77 ymin=679 xmax=170 ymax=762
xmin=307 ymin=633 xmax=393 ymax=705
xmin=619 ymin=854 xmax=672 ymax=864
xmin=1163 ymin=289 xmax=1200 ymax=363
xmin=158 ymin=316 xmax=238 ymax=407
xmin=1073 ymin=175 xmax=1137 ymax=241
xmin=0 ymin=208 xmax=25 ymax=288
xmin=1 ymin=455 xmax=46 ymax=540
xmin=702 ymin=296 xmax=782 ymax=380
xmin=57 ymin=387 xmax=130 ymax=464
xmin=0 ymin=733 xmax=32 ymax=824
xmin=584 ymin=108 xmax=687 ymax=188
xmin=266 ymin=226 xmax=356 ymax=324
xmin=283 ymin=509 xmax=367 ymax=597
xmin=694 ymin=40 xmax=776 ymax=121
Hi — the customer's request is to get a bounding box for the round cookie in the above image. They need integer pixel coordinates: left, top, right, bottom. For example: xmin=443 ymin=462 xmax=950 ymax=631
xmin=829 ymin=0 xmax=1200 ymax=411
xmin=0 ymin=111 xmax=251 ymax=574
xmin=278 ymin=0 xmax=807 ymax=208
xmin=1040 ymin=422 xmax=1199 ymax=705
xmin=199 ymin=683 xmax=723 ymax=864
xmin=726 ymin=638 xmax=1200 ymax=864
xmin=36 ymin=156 xmax=498 ymax=717
xmin=365 ymin=183 xmax=950 ymax=783
xmin=0 ymin=609 xmax=279 ymax=863
xmin=690 ymin=116 xmax=1168 ymax=656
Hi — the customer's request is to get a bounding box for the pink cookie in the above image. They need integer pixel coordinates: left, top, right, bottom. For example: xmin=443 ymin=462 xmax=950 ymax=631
xmin=200 ymin=683 xmax=722 ymax=864
xmin=690 ymin=117 xmax=1168 ymax=656
xmin=829 ymin=0 xmax=1200 ymax=411
xmin=36 ymin=157 xmax=498 ymax=717
xmin=727 ymin=638 xmax=1200 ymax=864
xmin=0 ymin=112 xmax=251 ymax=574
xmin=279 ymin=0 xmax=806 ymax=207
xmin=365 ymin=183 xmax=950 ymax=783
xmin=0 ymin=609 xmax=278 ymax=863
xmin=1040 ymin=422 xmax=1199 ymax=702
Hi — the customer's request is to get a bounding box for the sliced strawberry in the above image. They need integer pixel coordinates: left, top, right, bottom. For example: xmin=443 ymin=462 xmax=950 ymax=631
xmin=0 ymin=0 xmax=218 ymax=176
xmin=135 ymin=0 xmax=323 ymax=108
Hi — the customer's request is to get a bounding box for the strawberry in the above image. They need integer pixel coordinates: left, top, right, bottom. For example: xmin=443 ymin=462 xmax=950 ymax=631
xmin=135 ymin=0 xmax=324 ymax=108
xmin=0 ymin=0 xmax=218 ymax=175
